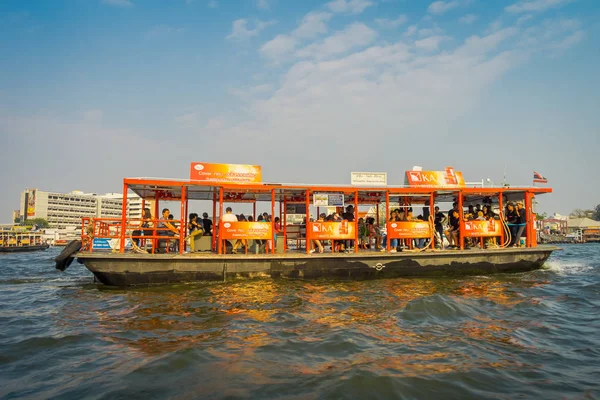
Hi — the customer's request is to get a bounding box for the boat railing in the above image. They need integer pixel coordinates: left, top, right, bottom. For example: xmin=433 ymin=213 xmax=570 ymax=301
xmin=81 ymin=217 xmax=185 ymax=254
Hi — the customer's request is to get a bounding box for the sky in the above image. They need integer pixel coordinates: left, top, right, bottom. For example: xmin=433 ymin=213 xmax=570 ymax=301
xmin=1 ymin=0 xmax=599 ymax=222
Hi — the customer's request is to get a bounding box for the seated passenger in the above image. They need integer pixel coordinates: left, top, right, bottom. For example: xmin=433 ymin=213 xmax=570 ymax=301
xmin=310 ymin=213 xmax=325 ymax=253
xmin=202 ymin=212 xmax=213 ymax=235
xmin=188 ymin=213 xmax=204 ymax=252
xmin=445 ymin=210 xmax=460 ymax=248
xmin=157 ymin=208 xmax=179 ymax=253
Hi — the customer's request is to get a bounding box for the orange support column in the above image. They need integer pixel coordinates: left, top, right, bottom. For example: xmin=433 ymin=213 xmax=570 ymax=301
xmin=153 ymin=192 xmax=160 ymax=254
xmin=271 ymin=189 xmax=276 ymax=254
xmin=385 ymin=191 xmax=390 ymax=251
xmin=179 ymin=186 xmax=186 ymax=254
xmin=458 ymin=191 xmax=465 ymax=250
xmin=305 ymin=190 xmax=310 ymax=254
xmin=283 ymin=198 xmax=287 ymax=253
xmin=119 ymin=182 xmax=128 ymax=253
xmin=499 ymin=192 xmax=505 ymax=247
xmin=525 ymin=192 xmax=532 ymax=248
xmin=218 ymin=187 xmax=224 ymax=255
xmin=430 ymin=192 xmax=435 ymax=250
xmin=354 ymin=191 xmax=359 ymax=253
xmin=212 ymin=192 xmax=217 ymax=252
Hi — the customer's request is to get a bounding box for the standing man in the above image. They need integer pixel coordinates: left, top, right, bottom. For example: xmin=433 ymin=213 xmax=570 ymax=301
xmin=513 ymin=201 xmax=527 ymax=247
xmin=434 ymin=206 xmax=446 ymax=249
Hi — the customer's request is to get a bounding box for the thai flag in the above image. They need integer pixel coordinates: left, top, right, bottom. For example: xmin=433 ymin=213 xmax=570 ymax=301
xmin=533 ymin=171 xmax=548 ymax=184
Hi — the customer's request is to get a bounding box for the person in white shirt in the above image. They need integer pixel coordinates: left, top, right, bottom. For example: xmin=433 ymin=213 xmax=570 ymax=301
xmin=221 ymin=207 xmax=244 ymax=252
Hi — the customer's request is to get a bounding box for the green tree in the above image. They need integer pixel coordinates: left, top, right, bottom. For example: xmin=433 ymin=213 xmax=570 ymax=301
xmin=23 ymin=218 xmax=49 ymax=228
xmin=536 ymin=212 xmax=548 ymax=221
xmin=593 ymin=204 xmax=600 ymax=221
xmin=14 ymin=217 xmax=20 ymax=224
xmin=569 ymin=208 xmax=592 ymax=218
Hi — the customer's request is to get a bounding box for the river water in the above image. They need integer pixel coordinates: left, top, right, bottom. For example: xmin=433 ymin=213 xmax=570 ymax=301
xmin=1 ymin=245 xmax=599 ymax=399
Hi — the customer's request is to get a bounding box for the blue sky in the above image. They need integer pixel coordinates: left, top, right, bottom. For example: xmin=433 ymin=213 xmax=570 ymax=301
xmin=1 ymin=0 xmax=599 ymax=221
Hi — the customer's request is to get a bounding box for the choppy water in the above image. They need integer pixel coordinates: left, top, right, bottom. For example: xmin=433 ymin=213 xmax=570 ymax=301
xmin=1 ymin=245 xmax=599 ymax=399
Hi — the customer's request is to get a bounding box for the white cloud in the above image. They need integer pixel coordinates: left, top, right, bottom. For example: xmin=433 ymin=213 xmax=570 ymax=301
xmin=375 ymin=15 xmax=408 ymax=29
xmin=295 ymin=12 xmax=332 ymax=38
xmin=207 ymin=0 xmax=218 ymax=8
xmin=257 ymin=0 xmax=270 ymax=10
xmin=146 ymin=25 xmax=185 ymax=38
xmin=415 ymin=35 xmax=447 ymax=51
xmin=260 ymin=34 xmax=298 ymax=60
xmin=326 ymin=0 xmax=374 ymax=14
xmin=459 ymin=14 xmax=478 ymax=24
xmin=101 ymin=0 xmax=133 ymax=7
xmin=404 ymin=25 xmax=418 ymax=37
xmin=226 ymin=19 xmax=275 ymax=41
xmin=506 ymin=0 xmax=574 ymax=13
xmin=260 ymin=12 xmax=332 ymax=61
xmin=427 ymin=1 xmax=460 ymax=14
xmin=296 ymin=23 xmax=377 ymax=60
xmin=549 ymin=30 xmax=584 ymax=51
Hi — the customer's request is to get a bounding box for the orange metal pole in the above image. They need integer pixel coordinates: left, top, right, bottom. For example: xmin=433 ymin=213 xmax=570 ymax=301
xmin=119 ymin=182 xmax=128 ymax=253
xmin=271 ymin=189 xmax=275 ymax=254
xmin=458 ymin=191 xmax=464 ymax=250
xmin=385 ymin=191 xmax=390 ymax=251
xmin=179 ymin=186 xmax=186 ymax=254
xmin=212 ymin=192 xmax=217 ymax=252
xmin=218 ymin=187 xmax=223 ymax=255
xmin=499 ymin=192 xmax=505 ymax=247
xmin=354 ymin=190 xmax=359 ymax=253
xmin=430 ymin=192 xmax=434 ymax=250
xmin=283 ymin=197 xmax=287 ymax=253
xmin=525 ymin=191 xmax=532 ymax=248
xmin=305 ymin=190 xmax=310 ymax=254
xmin=153 ymin=191 xmax=159 ymax=254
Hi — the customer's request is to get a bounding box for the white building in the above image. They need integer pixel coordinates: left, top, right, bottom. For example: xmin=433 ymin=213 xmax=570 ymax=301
xmin=19 ymin=189 xmax=143 ymax=229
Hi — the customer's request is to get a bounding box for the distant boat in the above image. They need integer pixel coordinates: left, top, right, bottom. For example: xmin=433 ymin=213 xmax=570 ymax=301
xmin=1 ymin=230 xmax=49 ymax=253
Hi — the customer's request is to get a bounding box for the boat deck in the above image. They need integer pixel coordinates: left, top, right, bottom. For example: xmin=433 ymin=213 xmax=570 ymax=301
xmin=76 ymin=245 xmax=559 ymax=260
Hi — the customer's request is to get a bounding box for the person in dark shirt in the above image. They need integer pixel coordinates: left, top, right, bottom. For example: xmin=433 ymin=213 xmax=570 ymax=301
xmin=446 ymin=210 xmax=460 ymax=248
xmin=513 ymin=201 xmax=527 ymax=246
xmin=434 ymin=206 xmax=446 ymax=248
xmin=202 ymin=212 xmax=213 ymax=235
xmin=505 ymin=203 xmax=518 ymax=246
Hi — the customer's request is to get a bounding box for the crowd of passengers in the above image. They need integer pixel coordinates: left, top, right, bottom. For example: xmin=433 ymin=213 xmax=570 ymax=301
xmin=131 ymin=200 xmax=528 ymax=254
xmin=309 ymin=201 xmax=528 ymax=253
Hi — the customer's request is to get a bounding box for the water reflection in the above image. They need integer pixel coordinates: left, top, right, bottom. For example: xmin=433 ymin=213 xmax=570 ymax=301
xmin=50 ymin=272 xmax=584 ymax=390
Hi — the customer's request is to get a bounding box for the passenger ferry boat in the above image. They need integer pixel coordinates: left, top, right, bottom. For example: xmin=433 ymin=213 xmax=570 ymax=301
xmin=60 ymin=163 xmax=557 ymax=286
xmin=1 ymin=228 xmax=49 ymax=253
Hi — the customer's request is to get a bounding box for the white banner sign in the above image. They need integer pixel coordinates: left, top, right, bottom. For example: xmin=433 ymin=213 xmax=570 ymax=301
xmin=351 ymin=172 xmax=387 ymax=186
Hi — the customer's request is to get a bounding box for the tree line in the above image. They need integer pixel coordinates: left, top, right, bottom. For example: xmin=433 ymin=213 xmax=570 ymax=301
xmin=569 ymin=204 xmax=600 ymax=221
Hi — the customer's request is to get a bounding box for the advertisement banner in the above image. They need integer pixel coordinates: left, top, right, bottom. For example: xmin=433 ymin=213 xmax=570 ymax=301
xmin=219 ymin=222 xmax=272 ymax=240
xmin=351 ymin=172 xmax=387 ymax=186
xmin=405 ymin=167 xmax=465 ymax=188
xmin=463 ymin=220 xmax=502 ymax=237
xmin=387 ymin=221 xmax=432 ymax=239
xmin=310 ymin=221 xmax=355 ymax=240
xmin=313 ymin=193 xmax=344 ymax=207
xmin=27 ymin=189 xmax=36 ymax=217
xmin=313 ymin=193 xmax=329 ymax=206
xmin=286 ymin=204 xmax=307 ymax=214
xmin=93 ymin=238 xmax=132 ymax=250
xmin=190 ymin=163 xmax=262 ymax=184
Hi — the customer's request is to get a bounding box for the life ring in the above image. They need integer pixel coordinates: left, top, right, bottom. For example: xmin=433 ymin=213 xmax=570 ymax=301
xmin=55 ymin=240 xmax=82 ymax=271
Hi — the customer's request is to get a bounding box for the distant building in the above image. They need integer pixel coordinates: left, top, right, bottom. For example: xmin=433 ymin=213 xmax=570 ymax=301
xmin=19 ymin=189 xmax=144 ymax=229
xmin=12 ymin=210 xmax=20 ymax=223
xmin=567 ymin=218 xmax=600 ymax=242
